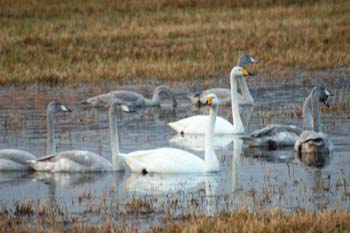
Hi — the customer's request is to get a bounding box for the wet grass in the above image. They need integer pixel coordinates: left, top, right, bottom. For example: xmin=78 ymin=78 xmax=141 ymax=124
xmin=1 ymin=202 xmax=350 ymax=232
xmin=0 ymin=0 xmax=349 ymax=84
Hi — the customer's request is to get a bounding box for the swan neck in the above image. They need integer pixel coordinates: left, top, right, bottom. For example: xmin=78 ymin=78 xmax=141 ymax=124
xmin=238 ymin=76 xmax=254 ymax=104
xmin=47 ymin=111 xmax=56 ymax=155
xmin=204 ymin=105 xmax=219 ymax=172
xmin=311 ymin=91 xmax=321 ymax=132
xmin=230 ymin=73 xmax=244 ymax=133
xmin=109 ymin=106 xmax=122 ymax=170
xmin=151 ymin=89 xmax=161 ymax=106
xmin=303 ymin=94 xmax=313 ymax=130
xmin=151 ymin=86 xmax=177 ymax=107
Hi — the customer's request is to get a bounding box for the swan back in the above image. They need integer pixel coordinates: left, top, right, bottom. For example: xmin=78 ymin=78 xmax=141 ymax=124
xmin=294 ymin=131 xmax=333 ymax=168
xmin=122 ymin=94 xmax=220 ymax=174
xmin=0 ymin=149 xmax=36 ymax=171
xmin=26 ymin=150 xmax=113 ymax=172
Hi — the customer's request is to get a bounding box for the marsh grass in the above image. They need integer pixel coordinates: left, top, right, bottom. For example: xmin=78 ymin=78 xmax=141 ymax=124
xmin=0 ymin=0 xmax=349 ymax=84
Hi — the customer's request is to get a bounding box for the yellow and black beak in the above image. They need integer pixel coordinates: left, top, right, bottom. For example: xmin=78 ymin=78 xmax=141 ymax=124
xmin=206 ymin=96 xmax=213 ymax=106
xmin=242 ymin=68 xmax=254 ymax=76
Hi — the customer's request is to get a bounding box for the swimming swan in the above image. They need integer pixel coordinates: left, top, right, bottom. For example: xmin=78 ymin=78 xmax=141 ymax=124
xmin=244 ymin=87 xmax=331 ymax=149
xmin=189 ymin=54 xmax=256 ymax=106
xmin=26 ymin=104 xmax=130 ymax=172
xmin=294 ymin=87 xmax=333 ymax=167
xmin=120 ymin=94 xmax=221 ymax=174
xmin=0 ymin=102 xmax=71 ymax=171
xmin=168 ymin=66 xmax=254 ymax=135
xmin=82 ymin=85 xmax=177 ymax=109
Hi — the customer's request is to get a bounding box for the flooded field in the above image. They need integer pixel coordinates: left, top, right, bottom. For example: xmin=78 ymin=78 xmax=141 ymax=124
xmin=0 ymin=68 xmax=350 ymax=231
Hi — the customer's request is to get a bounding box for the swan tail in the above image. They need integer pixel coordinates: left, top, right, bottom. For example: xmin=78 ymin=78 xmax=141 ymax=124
xmin=26 ymin=154 xmax=57 ymax=172
xmin=120 ymin=155 xmax=147 ymax=174
xmin=26 ymin=159 xmax=51 ymax=172
xmin=167 ymin=122 xmax=183 ymax=134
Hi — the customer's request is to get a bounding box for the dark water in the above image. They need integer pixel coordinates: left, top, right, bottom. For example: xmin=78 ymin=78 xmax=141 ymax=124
xmin=0 ymin=68 xmax=349 ymax=229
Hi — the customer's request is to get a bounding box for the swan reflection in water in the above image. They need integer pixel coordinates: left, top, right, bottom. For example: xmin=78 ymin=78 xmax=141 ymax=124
xmin=0 ymin=171 xmax=31 ymax=187
xmin=123 ymin=172 xmax=219 ymax=195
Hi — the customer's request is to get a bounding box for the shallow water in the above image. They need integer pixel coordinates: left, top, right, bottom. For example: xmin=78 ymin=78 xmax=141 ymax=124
xmin=0 ymin=69 xmax=350 ymax=229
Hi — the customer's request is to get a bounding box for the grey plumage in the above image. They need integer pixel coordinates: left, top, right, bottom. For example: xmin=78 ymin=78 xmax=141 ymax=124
xmin=294 ymin=87 xmax=333 ymax=167
xmin=82 ymin=85 xmax=177 ymax=108
xmin=246 ymin=87 xmax=331 ymax=149
xmin=188 ymin=54 xmax=256 ymax=106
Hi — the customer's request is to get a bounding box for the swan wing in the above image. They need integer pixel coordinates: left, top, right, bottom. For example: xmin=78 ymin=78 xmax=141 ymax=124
xmin=189 ymin=88 xmax=231 ymax=105
xmin=249 ymin=124 xmax=302 ymax=138
xmin=86 ymin=91 xmax=145 ymax=107
xmin=27 ymin=150 xmax=112 ymax=172
xmin=122 ymin=147 xmax=204 ymax=173
xmin=168 ymin=115 xmax=234 ymax=135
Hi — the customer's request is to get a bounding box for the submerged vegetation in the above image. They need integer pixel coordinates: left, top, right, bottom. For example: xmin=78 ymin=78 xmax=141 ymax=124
xmin=0 ymin=0 xmax=349 ymax=84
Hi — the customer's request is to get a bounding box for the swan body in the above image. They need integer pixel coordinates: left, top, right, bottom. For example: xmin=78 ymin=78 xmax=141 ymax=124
xmin=26 ymin=150 xmax=113 ymax=172
xmin=244 ymin=124 xmax=303 ymax=149
xmin=83 ymin=85 xmax=177 ymax=108
xmin=121 ymin=94 xmax=221 ymax=174
xmin=245 ymin=87 xmax=331 ymax=148
xmin=122 ymin=148 xmax=206 ymax=173
xmin=189 ymin=54 xmax=256 ymax=106
xmin=27 ymin=103 xmax=130 ymax=173
xmin=168 ymin=115 xmax=234 ymax=135
xmin=169 ymin=134 xmax=233 ymax=151
xmin=0 ymin=102 xmax=71 ymax=171
xmin=294 ymin=87 xmax=333 ymax=167
xmin=0 ymin=149 xmax=36 ymax=171
xmin=169 ymin=66 xmax=253 ymax=135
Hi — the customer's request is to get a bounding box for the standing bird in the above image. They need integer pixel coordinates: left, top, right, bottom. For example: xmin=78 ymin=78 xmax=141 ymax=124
xmin=244 ymin=87 xmax=331 ymax=150
xmin=188 ymin=54 xmax=257 ymax=106
xmin=0 ymin=102 xmax=71 ymax=171
xmin=294 ymin=87 xmax=333 ymax=167
xmin=26 ymin=103 xmax=131 ymax=172
xmin=168 ymin=66 xmax=254 ymax=135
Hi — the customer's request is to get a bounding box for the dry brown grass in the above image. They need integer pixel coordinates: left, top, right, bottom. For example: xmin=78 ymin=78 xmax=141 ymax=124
xmin=156 ymin=208 xmax=350 ymax=233
xmin=1 ymin=207 xmax=350 ymax=233
xmin=0 ymin=0 xmax=349 ymax=84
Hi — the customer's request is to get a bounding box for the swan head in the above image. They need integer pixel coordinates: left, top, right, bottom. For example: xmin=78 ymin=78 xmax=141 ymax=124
xmin=318 ymin=87 xmax=332 ymax=107
xmin=204 ymin=93 xmax=219 ymax=107
xmin=230 ymin=66 xmax=254 ymax=79
xmin=48 ymin=101 xmax=72 ymax=113
xmin=238 ymin=54 xmax=257 ymax=66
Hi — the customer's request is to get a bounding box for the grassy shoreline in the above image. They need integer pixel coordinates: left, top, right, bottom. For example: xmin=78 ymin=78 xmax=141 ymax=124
xmin=1 ymin=206 xmax=350 ymax=232
xmin=0 ymin=0 xmax=349 ymax=84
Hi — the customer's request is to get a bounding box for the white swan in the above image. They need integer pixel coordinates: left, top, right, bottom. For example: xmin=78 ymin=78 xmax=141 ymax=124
xmin=120 ymin=94 xmax=221 ymax=174
xmin=244 ymin=87 xmax=332 ymax=149
xmin=0 ymin=102 xmax=71 ymax=171
xmin=188 ymin=54 xmax=256 ymax=106
xmin=294 ymin=87 xmax=333 ymax=167
xmin=168 ymin=66 xmax=253 ymax=135
xmin=82 ymin=85 xmax=177 ymax=108
xmin=26 ymin=103 xmax=130 ymax=172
